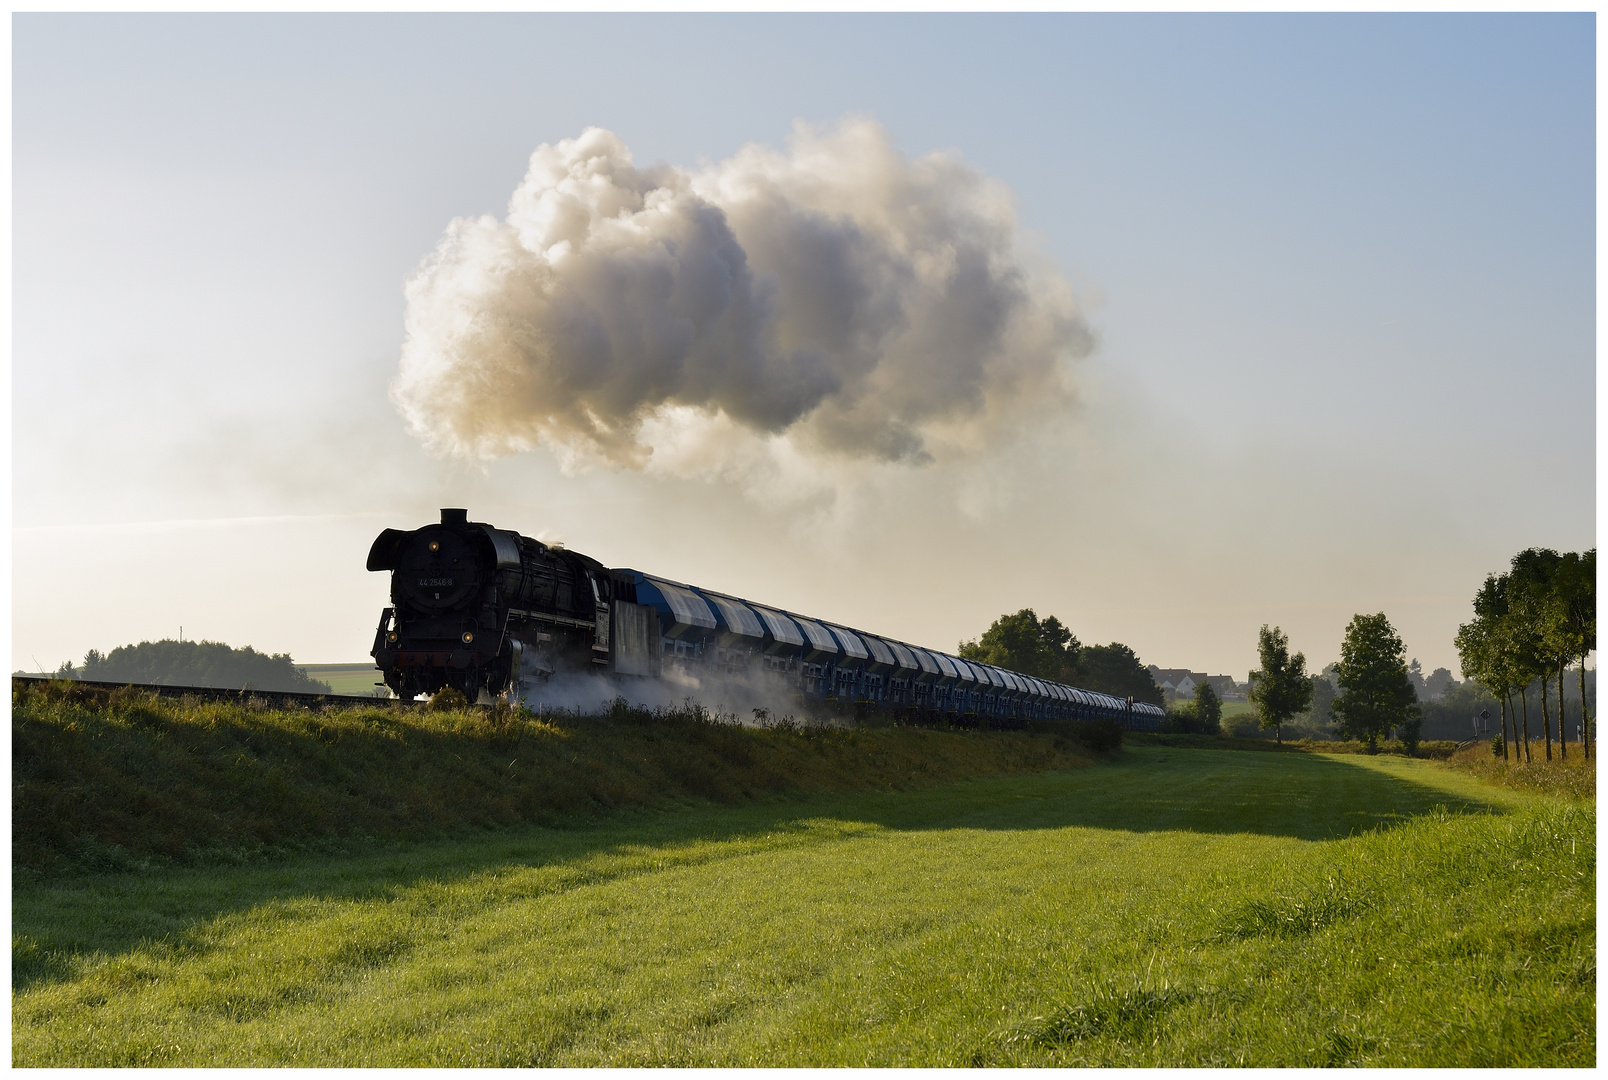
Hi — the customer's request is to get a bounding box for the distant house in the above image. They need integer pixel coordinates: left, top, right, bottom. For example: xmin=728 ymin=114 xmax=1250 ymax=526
xmin=1148 ymin=667 xmax=1204 ymax=697
xmin=1147 ymin=667 xmax=1242 ymax=700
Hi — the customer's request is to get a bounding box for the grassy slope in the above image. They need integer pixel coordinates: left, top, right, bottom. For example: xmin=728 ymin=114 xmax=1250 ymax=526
xmin=13 ymin=746 xmax=1593 ymax=1067
xmin=13 ymin=682 xmax=1096 ymax=879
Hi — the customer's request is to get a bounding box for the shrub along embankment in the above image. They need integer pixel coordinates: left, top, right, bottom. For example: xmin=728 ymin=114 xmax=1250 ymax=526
xmin=13 ymin=681 xmax=1112 ymax=879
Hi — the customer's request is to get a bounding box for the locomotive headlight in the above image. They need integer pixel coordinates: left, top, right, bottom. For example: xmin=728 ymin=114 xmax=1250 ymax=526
xmin=428 ymin=540 xmax=440 ymax=553
xmin=387 ymin=632 xmax=398 ymax=642
xmin=461 ymin=632 xmax=475 ymax=644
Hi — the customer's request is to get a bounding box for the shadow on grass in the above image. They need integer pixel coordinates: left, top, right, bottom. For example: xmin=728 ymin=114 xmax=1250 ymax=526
xmin=13 ymin=745 xmax=1511 ymax=994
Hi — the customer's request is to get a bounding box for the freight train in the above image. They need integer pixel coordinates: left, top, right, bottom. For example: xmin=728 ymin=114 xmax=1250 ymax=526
xmin=367 ymin=509 xmax=1162 ymax=729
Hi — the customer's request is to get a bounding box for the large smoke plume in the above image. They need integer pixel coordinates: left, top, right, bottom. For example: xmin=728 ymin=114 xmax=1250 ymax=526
xmin=394 ymin=118 xmax=1093 ymax=475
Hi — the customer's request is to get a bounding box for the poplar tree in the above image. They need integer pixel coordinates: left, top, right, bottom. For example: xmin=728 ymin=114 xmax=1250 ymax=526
xmin=1510 ymin=549 xmax=1562 ymax=761
xmin=1456 ymin=577 xmax=1515 ymax=761
xmin=1552 ymin=549 xmax=1595 ymax=759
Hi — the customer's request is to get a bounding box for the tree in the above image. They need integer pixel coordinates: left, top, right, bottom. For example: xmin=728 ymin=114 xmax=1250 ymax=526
xmin=1545 ymin=549 xmax=1594 ymax=760
xmin=1456 ymin=582 xmax=1513 ymax=761
xmin=1332 ymin=613 xmax=1421 ymax=753
xmin=1509 ymin=549 xmax=1562 ymax=761
xmin=1457 ymin=570 xmax=1536 ymax=763
xmin=1078 ymin=643 xmax=1165 ymax=706
xmin=959 ymin=609 xmax=1079 ymax=683
xmin=958 ymin=610 xmax=1162 ymax=706
xmin=1247 ymin=625 xmax=1312 ymax=745
xmin=1455 ymin=549 xmax=1595 ymax=765
xmin=1194 ymin=679 xmax=1222 ymax=735
xmin=1535 ymin=555 xmax=1574 ymax=760
xmin=1553 ymin=549 xmax=1595 ymax=759
xmin=76 ymin=639 xmax=333 ymax=694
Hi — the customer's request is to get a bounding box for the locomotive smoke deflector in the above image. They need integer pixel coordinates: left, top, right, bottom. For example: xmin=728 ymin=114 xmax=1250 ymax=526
xmin=480 ymin=526 xmax=522 ymax=570
xmin=366 ymin=529 xmax=407 ymax=571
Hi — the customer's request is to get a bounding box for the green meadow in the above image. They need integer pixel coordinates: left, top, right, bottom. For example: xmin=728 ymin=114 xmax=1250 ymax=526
xmin=13 ymin=710 xmax=1593 ymax=1066
xmin=295 ymin=663 xmax=389 ymax=697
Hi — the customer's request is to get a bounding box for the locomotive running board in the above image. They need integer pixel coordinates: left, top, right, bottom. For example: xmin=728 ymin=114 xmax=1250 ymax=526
xmin=506 ymin=608 xmax=598 ymax=631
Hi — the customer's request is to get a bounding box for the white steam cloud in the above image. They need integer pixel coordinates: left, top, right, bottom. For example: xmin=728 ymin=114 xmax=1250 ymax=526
xmin=516 ymin=666 xmax=822 ymax=728
xmin=394 ymin=118 xmax=1092 ymax=475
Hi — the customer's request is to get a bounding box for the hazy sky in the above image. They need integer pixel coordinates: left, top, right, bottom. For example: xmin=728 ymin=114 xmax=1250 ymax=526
xmin=12 ymin=13 xmax=1596 ymax=680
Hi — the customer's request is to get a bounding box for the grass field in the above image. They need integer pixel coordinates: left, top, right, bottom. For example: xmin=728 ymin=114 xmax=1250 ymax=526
xmin=296 ymin=664 xmax=389 ymax=697
xmin=13 ymin=742 xmax=1593 ymax=1066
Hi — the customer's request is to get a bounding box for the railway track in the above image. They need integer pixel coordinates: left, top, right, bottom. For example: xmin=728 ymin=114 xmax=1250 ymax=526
xmin=11 ymin=674 xmax=396 ymax=709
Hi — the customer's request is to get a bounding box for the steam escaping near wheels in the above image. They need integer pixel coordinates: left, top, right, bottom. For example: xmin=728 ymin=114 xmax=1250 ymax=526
xmin=510 ymin=667 xmax=810 ymax=727
xmin=392 ymin=119 xmax=1093 ymax=482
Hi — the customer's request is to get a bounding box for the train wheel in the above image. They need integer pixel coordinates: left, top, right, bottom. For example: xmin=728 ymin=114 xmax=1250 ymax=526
xmin=384 ymin=672 xmax=414 ymax=702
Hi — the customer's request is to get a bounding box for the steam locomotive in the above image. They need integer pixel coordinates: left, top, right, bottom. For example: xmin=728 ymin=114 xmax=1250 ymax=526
xmin=367 ymin=509 xmax=1162 ymax=729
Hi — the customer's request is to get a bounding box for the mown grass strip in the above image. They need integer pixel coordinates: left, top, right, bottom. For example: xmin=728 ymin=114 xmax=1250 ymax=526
xmin=13 ymin=748 xmax=1593 ymax=1067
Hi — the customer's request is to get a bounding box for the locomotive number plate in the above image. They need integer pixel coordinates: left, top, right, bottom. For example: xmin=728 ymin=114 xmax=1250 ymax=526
xmin=418 ymin=577 xmax=455 ymax=587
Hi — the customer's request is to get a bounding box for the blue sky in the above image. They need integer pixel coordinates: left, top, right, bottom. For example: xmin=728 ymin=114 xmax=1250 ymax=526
xmin=12 ymin=14 xmax=1596 ymax=678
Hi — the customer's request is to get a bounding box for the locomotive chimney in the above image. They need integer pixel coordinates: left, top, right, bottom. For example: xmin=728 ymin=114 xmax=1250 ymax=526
xmin=440 ymin=508 xmax=468 ymax=525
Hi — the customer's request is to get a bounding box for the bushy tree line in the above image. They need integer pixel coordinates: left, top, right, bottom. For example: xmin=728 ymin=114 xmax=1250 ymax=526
xmin=961 ymin=558 xmax=1595 ymax=762
xmin=1288 ymin=660 xmax=1589 ymax=743
xmin=1455 ymin=548 xmax=1595 ymax=764
xmin=959 ymin=609 xmax=1165 ymax=706
xmin=47 ymin=639 xmax=333 ymax=695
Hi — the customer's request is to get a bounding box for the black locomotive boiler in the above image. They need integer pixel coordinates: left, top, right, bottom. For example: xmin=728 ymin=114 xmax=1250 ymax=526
xmin=367 ymin=509 xmax=1162 ymax=729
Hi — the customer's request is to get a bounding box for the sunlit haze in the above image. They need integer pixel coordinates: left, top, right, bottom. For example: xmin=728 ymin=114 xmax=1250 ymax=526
xmin=12 ymin=14 xmax=1595 ymax=682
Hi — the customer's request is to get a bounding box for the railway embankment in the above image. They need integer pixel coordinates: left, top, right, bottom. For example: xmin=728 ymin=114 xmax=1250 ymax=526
xmin=13 ymin=679 xmax=1112 ymax=879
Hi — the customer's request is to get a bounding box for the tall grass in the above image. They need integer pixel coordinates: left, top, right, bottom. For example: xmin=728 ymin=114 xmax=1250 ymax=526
xmin=12 ymin=680 xmax=1100 ymax=879
xmin=1437 ymin=739 xmax=1596 ymax=800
